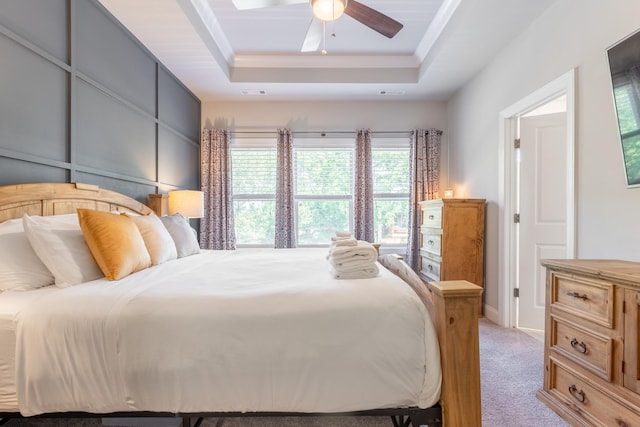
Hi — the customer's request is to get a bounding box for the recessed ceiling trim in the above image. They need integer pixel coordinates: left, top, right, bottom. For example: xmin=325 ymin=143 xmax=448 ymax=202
xmin=182 ymin=0 xmax=436 ymax=86
xmin=232 ymin=0 xmax=307 ymax=10
xmin=176 ymin=0 xmax=234 ymax=74
xmin=415 ymin=0 xmax=461 ymax=62
xmin=233 ymin=54 xmax=419 ymax=69
xmin=231 ymin=66 xmax=419 ymax=84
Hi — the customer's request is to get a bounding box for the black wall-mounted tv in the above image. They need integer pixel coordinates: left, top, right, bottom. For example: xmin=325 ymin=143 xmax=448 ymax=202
xmin=607 ymin=28 xmax=640 ymax=187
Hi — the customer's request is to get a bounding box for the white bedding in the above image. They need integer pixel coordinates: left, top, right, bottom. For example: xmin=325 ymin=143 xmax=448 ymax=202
xmin=0 ymin=286 xmax=59 ymax=410
xmin=3 ymin=249 xmax=441 ymax=416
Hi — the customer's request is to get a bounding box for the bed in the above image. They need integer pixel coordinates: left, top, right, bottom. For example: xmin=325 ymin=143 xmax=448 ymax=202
xmin=0 ymin=183 xmax=483 ymax=427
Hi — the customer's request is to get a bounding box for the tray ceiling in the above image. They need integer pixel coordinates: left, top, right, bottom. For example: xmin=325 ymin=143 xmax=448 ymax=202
xmin=99 ymin=0 xmax=557 ymax=101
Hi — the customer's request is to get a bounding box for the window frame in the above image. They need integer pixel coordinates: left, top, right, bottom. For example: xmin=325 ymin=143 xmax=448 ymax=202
xmin=371 ymin=138 xmax=411 ymax=252
xmin=293 ymin=139 xmax=355 ymax=247
xmin=231 ymin=138 xmax=277 ymax=248
xmin=230 ymin=135 xmax=411 ymax=250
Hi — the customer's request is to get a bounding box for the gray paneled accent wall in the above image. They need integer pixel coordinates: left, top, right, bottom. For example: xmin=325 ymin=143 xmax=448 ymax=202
xmin=0 ymin=0 xmax=200 ymax=202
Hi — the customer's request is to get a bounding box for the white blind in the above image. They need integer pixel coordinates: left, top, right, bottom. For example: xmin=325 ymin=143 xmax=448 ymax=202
xmin=372 ymin=149 xmax=410 ymax=194
xmin=294 ymin=149 xmax=353 ymax=196
xmin=231 ymin=149 xmax=277 ymax=196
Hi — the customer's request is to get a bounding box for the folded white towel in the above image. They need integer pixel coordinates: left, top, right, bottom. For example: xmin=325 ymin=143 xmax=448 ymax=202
xmin=331 ymin=235 xmax=353 ymax=242
xmin=328 ymin=240 xmax=378 ymax=271
xmin=329 ymin=257 xmax=377 ymax=272
xmin=329 ymin=240 xmax=377 ymax=260
xmin=335 ymin=231 xmax=352 ymax=238
xmin=330 ymin=264 xmax=379 ymax=280
xmin=331 ymin=238 xmax=357 ymax=247
xmin=327 ymin=238 xmax=359 ymax=259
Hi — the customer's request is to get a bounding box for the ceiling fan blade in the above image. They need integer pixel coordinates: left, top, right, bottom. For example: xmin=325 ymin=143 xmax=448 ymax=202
xmin=232 ymin=0 xmax=307 ymax=10
xmin=344 ymin=0 xmax=403 ymax=38
xmin=301 ymin=18 xmax=323 ymax=52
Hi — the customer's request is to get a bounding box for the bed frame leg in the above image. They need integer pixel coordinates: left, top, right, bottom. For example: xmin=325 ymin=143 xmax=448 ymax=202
xmin=391 ymin=415 xmax=412 ymax=427
xmin=409 ymin=413 xmax=442 ymax=427
xmin=183 ymin=416 xmax=204 ymax=427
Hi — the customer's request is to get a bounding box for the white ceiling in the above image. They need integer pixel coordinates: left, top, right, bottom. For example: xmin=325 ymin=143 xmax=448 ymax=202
xmin=99 ymin=0 xmax=557 ymax=102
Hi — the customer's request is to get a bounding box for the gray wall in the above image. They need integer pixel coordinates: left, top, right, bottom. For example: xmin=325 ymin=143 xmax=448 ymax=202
xmin=0 ymin=0 xmax=200 ymax=202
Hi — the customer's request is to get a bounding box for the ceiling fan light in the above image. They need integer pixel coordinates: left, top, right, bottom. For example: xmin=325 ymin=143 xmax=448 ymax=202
xmin=311 ymin=0 xmax=346 ymax=22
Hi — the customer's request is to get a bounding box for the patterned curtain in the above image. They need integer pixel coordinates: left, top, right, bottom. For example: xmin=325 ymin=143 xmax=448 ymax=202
xmin=406 ymin=128 xmax=442 ymax=270
xmin=354 ymin=129 xmax=374 ymax=242
xmin=275 ymin=129 xmax=296 ymax=248
xmin=200 ymin=128 xmax=236 ymax=250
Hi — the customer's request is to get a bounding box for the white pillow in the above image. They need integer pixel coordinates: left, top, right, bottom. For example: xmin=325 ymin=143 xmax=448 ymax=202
xmin=0 ymin=218 xmax=54 ymax=291
xmin=160 ymin=214 xmax=200 ymax=258
xmin=23 ymin=213 xmax=104 ymax=287
xmin=125 ymin=213 xmax=178 ymax=265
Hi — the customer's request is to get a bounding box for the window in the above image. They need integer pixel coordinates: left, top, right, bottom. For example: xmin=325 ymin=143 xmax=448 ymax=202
xmin=372 ymin=143 xmax=410 ymax=246
xmin=294 ymin=148 xmax=353 ymax=246
xmin=231 ymin=147 xmax=276 ymax=246
xmin=231 ymin=136 xmax=410 ymax=248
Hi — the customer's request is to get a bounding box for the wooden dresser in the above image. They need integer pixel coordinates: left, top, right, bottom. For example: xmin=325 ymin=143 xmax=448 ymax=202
xmin=418 ymin=199 xmax=485 ymax=311
xmin=538 ymin=259 xmax=640 ymax=426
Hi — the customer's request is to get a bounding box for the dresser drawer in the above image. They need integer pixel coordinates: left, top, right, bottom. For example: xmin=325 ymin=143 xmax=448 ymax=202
xmin=550 ymin=315 xmax=612 ymax=381
xmin=421 ymin=232 xmax=441 ymax=256
xmin=420 ymin=256 xmax=441 ymax=281
xmin=422 ymin=206 xmax=442 ymax=228
xmin=550 ymin=272 xmax=614 ymax=328
xmin=550 ymin=361 xmax=640 ymax=427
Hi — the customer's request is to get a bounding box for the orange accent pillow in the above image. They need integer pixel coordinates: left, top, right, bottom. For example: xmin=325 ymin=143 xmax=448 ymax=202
xmin=77 ymin=209 xmax=151 ymax=280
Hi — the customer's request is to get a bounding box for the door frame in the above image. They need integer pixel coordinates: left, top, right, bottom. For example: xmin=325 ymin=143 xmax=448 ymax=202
xmin=496 ymin=69 xmax=576 ymax=328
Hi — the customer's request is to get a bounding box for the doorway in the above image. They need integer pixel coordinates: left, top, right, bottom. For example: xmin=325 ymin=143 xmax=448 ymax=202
xmin=518 ymin=102 xmax=567 ymax=333
xmin=497 ymin=69 xmax=576 ymax=331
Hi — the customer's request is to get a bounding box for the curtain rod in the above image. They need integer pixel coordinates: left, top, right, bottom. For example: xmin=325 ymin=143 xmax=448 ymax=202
xmin=228 ymin=130 xmax=415 ymax=138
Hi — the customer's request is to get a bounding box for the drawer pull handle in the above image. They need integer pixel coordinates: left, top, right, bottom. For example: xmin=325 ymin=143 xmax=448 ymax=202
xmin=566 ymin=291 xmax=589 ymax=301
xmin=568 ymin=385 xmax=586 ymax=403
xmin=570 ymin=338 xmax=588 ymax=354
xmin=428 ymin=215 xmax=435 ymax=220
xmin=427 ymin=265 xmax=434 ymax=271
xmin=428 ymin=240 xmax=434 ymax=245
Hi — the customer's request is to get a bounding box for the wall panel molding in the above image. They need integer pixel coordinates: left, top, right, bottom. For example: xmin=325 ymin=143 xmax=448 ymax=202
xmin=0 ymin=0 xmax=201 ymax=202
xmin=0 ymin=22 xmax=71 ymax=72
xmin=0 ymin=148 xmax=71 ymax=170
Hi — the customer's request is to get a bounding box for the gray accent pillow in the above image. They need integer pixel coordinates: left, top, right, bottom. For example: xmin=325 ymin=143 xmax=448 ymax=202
xmin=159 ymin=214 xmax=200 ymax=258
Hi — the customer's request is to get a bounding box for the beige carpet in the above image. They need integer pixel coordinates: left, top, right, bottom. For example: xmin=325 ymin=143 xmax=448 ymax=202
xmin=478 ymin=319 xmax=568 ymax=426
xmin=1 ymin=320 xmax=569 ymax=427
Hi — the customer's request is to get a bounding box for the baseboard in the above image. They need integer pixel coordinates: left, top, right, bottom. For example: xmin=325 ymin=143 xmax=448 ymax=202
xmin=483 ymin=304 xmax=500 ymax=325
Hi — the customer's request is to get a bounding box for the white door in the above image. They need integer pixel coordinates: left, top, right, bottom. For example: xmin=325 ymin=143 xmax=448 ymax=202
xmin=517 ymin=112 xmax=567 ymax=330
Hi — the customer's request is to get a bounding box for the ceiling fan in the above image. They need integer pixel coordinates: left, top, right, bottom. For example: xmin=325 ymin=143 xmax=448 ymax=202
xmin=231 ymin=0 xmax=404 ymax=53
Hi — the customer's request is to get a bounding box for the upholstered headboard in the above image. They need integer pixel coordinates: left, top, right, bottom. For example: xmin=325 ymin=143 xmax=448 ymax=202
xmin=0 ymin=182 xmax=152 ymax=223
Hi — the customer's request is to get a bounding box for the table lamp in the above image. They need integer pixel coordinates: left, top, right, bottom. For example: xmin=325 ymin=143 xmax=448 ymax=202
xmin=168 ymin=190 xmax=204 ymax=220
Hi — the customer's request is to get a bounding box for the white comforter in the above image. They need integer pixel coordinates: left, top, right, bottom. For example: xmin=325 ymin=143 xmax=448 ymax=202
xmin=14 ymin=249 xmax=441 ymax=416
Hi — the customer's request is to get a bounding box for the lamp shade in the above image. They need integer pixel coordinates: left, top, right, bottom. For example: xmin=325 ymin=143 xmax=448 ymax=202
xmin=168 ymin=190 xmax=204 ymax=219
